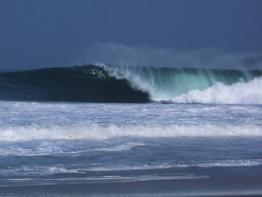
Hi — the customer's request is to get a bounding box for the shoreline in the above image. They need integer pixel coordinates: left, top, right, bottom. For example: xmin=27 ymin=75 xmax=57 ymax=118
xmin=1 ymin=175 xmax=262 ymax=197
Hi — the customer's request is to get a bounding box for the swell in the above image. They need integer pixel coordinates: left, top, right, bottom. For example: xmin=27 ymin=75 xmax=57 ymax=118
xmin=0 ymin=65 xmax=149 ymax=103
xmin=0 ymin=64 xmax=262 ymax=103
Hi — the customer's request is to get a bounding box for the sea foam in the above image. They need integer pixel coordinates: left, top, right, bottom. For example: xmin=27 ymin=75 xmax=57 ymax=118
xmin=0 ymin=123 xmax=261 ymax=142
xmin=173 ymin=77 xmax=262 ymax=104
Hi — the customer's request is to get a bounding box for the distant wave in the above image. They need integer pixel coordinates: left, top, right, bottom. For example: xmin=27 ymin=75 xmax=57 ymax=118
xmin=0 ymin=64 xmax=262 ymax=103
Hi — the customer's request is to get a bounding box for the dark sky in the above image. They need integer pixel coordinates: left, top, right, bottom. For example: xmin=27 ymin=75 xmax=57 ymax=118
xmin=0 ymin=0 xmax=262 ymax=70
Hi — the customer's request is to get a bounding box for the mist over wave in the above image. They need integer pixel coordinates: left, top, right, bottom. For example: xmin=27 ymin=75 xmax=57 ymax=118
xmin=0 ymin=64 xmax=262 ymax=104
xmin=79 ymin=43 xmax=262 ymax=69
xmin=79 ymin=43 xmax=262 ymax=104
xmin=0 ymin=43 xmax=262 ymax=104
xmin=101 ymin=64 xmax=262 ymax=103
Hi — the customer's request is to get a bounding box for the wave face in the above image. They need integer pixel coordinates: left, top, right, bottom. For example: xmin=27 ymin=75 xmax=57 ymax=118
xmin=0 ymin=64 xmax=262 ymax=104
xmin=0 ymin=65 xmax=149 ymax=103
xmin=103 ymin=65 xmax=262 ymax=103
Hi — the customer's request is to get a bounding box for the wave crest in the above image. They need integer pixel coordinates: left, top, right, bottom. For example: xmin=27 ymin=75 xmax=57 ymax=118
xmin=103 ymin=65 xmax=262 ymax=103
xmin=1 ymin=64 xmax=262 ymax=104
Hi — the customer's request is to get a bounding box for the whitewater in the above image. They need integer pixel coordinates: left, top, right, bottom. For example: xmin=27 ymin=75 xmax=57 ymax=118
xmin=1 ymin=64 xmax=262 ymax=104
xmin=0 ymin=100 xmax=262 ymax=196
xmin=102 ymin=64 xmax=262 ymax=104
xmin=1 ymin=56 xmax=262 ymax=195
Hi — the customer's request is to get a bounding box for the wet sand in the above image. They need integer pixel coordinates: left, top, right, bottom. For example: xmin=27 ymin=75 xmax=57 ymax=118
xmin=1 ymin=175 xmax=262 ymax=197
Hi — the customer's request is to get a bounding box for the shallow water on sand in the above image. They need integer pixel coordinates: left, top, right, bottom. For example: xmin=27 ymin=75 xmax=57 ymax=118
xmin=0 ymin=101 xmax=262 ymax=196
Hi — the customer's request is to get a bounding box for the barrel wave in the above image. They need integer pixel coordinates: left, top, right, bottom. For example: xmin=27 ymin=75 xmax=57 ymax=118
xmin=0 ymin=64 xmax=262 ymax=104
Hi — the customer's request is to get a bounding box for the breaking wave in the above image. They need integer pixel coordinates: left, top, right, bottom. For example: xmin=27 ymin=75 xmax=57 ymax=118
xmin=173 ymin=77 xmax=262 ymax=104
xmin=0 ymin=64 xmax=262 ymax=104
xmin=102 ymin=64 xmax=262 ymax=104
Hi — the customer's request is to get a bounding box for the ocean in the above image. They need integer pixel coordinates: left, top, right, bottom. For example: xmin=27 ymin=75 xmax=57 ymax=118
xmin=0 ymin=65 xmax=262 ymax=196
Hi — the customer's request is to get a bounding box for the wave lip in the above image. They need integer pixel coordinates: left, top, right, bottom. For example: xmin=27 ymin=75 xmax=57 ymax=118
xmin=103 ymin=65 xmax=262 ymax=103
